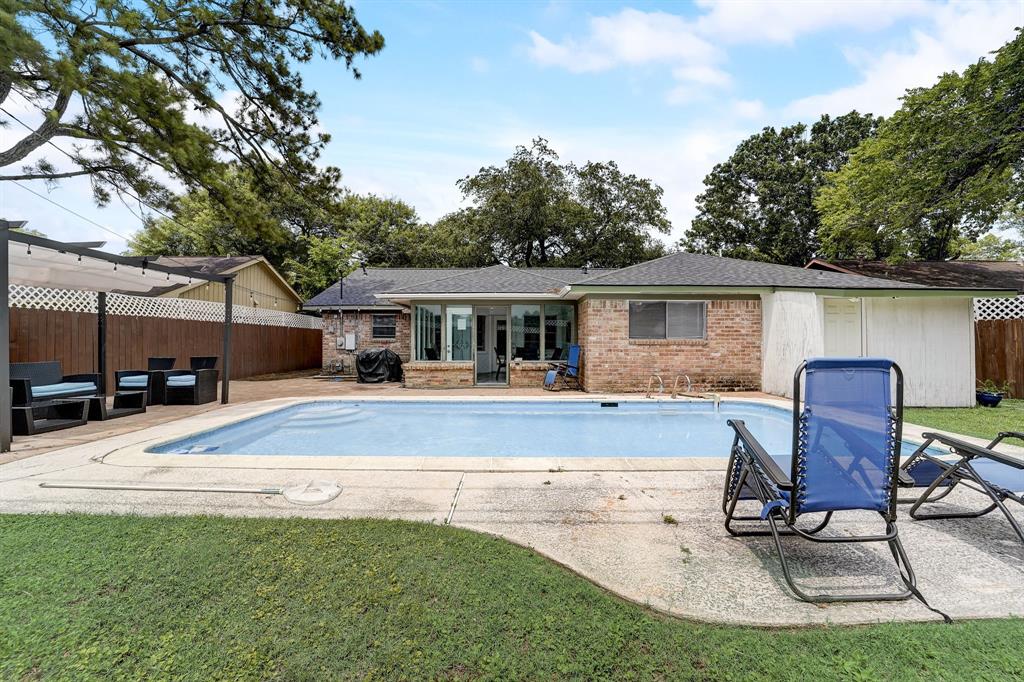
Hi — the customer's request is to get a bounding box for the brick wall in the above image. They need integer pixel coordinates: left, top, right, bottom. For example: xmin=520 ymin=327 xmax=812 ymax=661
xmin=322 ymin=310 xmax=410 ymax=372
xmin=578 ymin=298 xmax=762 ymax=393
xmin=403 ymin=361 xmax=475 ymax=388
xmin=509 ymin=362 xmax=549 ymax=388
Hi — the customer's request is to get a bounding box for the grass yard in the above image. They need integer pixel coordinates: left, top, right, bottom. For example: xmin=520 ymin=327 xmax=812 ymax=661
xmin=905 ymin=398 xmax=1024 ymax=440
xmin=1 ymin=515 xmax=1023 ymax=681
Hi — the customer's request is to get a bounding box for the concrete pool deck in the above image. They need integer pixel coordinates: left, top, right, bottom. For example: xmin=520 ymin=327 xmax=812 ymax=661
xmin=0 ymin=383 xmax=1021 ymax=627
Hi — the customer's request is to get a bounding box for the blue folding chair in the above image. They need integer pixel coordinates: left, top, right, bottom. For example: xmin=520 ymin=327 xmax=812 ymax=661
xmin=899 ymin=431 xmax=1024 ymax=546
xmin=543 ymin=343 xmax=581 ymax=391
xmin=722 ymin=358 xmax=926 ymax=605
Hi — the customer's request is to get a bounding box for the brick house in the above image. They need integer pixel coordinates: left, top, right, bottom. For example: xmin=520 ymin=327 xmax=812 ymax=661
xmin=304 ymin=253 xmax=1014 ymax=406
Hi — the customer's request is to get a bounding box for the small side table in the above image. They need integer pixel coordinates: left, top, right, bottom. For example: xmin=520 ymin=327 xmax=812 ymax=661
xmin=86 ymin=391 xmax=148 ymax=421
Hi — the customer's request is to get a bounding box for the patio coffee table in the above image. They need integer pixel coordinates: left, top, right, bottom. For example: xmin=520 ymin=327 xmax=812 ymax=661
xmin=13 ymin=399 xmax=89 ymax=436
xmin=84 ymin=391 xmax=147 ymax=421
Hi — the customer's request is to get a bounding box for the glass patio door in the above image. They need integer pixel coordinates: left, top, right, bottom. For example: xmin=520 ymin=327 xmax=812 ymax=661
xmin=446 ymin=305 xmax=473 ymax=361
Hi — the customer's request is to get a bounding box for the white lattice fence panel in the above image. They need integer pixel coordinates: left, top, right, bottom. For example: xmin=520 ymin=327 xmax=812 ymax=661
xmin=232 ymin=305 xmax=322 ymax=329
xmin=107 ymin=292 xmax=321 ymax=329
xmin=8 ymin=285 xmax=98 ymax=313
xmin=974 ymin=296 xmax=1024 ymax=321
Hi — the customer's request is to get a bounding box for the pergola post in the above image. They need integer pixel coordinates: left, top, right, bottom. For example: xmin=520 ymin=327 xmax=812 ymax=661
xmin=97 ymin=291 xmax=107 ymax=394
xmin=221 ymin=276 xmax=234 ymax=404
xmin=0 ymin=222 xmax=10 ymax=453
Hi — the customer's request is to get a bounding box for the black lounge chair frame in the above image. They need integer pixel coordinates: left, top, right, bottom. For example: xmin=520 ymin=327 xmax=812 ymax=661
xmin=164 ymin=356 xmax=219 ymax=405
xmin=722 ymin=361 xmax=918 ymax=604
xmin=899 ymin=431 xmax=1024 ymax=545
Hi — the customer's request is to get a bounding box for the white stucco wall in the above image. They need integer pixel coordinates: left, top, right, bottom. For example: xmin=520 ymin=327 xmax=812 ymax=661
xmin=761 ymin=292 xmax=975 ymax=406
xmin=864 ymin=297 xmax=975 ymax=407
xmin=761 ymin=291 xmax=824 ymax=397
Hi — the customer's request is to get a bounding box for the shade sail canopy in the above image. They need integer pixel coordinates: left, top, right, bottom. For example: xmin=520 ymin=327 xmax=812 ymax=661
xmin=7 ymin=232 xmax=225 ymax=294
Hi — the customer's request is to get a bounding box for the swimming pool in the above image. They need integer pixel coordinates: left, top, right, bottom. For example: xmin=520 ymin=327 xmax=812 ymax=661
xmin=148 ymin=400 xmax=932 ymax=459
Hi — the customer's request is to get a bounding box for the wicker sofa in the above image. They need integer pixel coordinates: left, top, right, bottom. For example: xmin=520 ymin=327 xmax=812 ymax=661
xmin=10 ymin=361 xmax=100 ymax=405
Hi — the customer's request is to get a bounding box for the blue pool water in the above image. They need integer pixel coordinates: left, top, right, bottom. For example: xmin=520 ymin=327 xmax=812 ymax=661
xmin=149 ymin=400 xmax=936 ymax=459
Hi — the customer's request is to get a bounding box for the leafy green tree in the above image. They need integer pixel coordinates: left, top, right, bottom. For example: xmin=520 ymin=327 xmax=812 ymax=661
xmin=1 ymin=0 xmax=382 ymax=235
xmin=816 ymin=29 xmax=1024 ymax=261
xmin=682 ymin=112 xmax=880 ymax=265
xmin=334 ymin=193 xmax=423 ymax=266
xmin=125 ymin=167 xmax=309 ymax=266
xmin=284 ymin=236 xmax=354 ymax=299
xmin=957 ymin=233 xmax=1024 ymax=261
xmin=452 ymin=138 xmax=670 ymax=267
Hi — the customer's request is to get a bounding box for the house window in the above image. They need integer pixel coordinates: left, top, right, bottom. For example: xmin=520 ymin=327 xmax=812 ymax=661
xmin=543 ymin=304 xmax=574 ymax=360
xmin=372 ymin=313 xmax=397 ymax=339
xmin=511 ymin=304 xmax=541 ymax=360
xmin=628 ymin=301 xmax=706 ymax=339
xmin=414 ymin=305 xmax=441 ymax=360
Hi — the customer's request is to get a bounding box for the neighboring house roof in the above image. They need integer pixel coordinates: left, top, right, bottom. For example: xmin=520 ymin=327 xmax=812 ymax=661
xmin=149 ymin=255 xmax=303 ymax=304
xmin=575 ymin=251 xmax=933 ymax=290
xmin=806 ymin=258 xmax=1024 ymax=294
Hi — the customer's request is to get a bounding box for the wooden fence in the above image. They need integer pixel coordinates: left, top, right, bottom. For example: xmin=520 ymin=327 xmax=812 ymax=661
xmin=10 ymin=307 xmax=322 ymax=390
xmin=975 ymin=318 xmax=1024 ymax=396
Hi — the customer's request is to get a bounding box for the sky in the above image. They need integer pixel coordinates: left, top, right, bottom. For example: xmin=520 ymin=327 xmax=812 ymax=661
xmin=1 ymin=0 xmax=1021 ymax=252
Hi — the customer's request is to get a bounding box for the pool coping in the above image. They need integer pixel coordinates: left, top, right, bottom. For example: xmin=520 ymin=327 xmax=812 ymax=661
xmin=94 ymin=394 xmax=1024 ymax=473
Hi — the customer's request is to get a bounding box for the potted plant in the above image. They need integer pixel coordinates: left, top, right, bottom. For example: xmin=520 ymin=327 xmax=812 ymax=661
xmin=976 ymin=379 xmax=1013 ymax=408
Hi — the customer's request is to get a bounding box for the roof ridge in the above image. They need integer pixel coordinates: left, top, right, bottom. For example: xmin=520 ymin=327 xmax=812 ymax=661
xmin=576 ymin=251 xmax=686 ymax=284
xmin=382 ymin=265 xmax=498 ymax=293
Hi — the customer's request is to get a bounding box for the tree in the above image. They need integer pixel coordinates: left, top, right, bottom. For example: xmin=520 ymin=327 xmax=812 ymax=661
xmin=682 ymin=112 xmax=880 ymax=266
xmin=957 ymin=233 xmax=1024 ymax=261
xmin=816 ymin=29 xmax=1024 ymax=261
xmin=1 ymin=0 xmax=383 ymax=234
xmin=334 ymin=193 xmax=423 ymax=266
xmin=284 ymin=235 xmax=353 ymax=299
xmin=452 ymin=138 xmax=670 ymax=268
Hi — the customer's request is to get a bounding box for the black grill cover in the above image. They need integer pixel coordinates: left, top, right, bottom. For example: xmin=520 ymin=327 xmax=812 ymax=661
xmin=356 ymin=348 xmax=403 ymax=383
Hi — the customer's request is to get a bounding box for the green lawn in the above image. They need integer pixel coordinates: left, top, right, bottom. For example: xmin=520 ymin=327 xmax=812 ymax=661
xmin=905 ymin=398 xmax=1024 ymax=440
xmin=2 ymin=515 xmax=1022 ymax=680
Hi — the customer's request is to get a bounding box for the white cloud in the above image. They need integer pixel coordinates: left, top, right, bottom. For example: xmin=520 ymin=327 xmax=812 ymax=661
xmin=694 ymin=0 xmax=931 ymax=45
xmin=528 ymin=9 xmax=719 ymax=74
xmin=526 ymin=2 xmax=940 ymax=104
xmin=785 ymin=0 xmax=1022 ymax=118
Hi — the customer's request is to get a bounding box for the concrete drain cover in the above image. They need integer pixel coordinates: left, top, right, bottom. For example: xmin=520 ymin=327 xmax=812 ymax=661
xmin=282 ymin=480 xmax=343 ymax=505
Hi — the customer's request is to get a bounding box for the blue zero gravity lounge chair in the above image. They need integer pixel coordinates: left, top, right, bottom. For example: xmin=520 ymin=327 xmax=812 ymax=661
xmin=722 ymin=358 xmax=936 ymax=607
xmin=543 ymin=343 xmax=581 ymax=391
xmin=899 ymin=432 xmax=1024 ymax=545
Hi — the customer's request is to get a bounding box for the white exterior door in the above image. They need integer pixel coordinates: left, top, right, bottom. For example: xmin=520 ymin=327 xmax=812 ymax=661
xmin=823 ymin=298 xmax=863 ymax=357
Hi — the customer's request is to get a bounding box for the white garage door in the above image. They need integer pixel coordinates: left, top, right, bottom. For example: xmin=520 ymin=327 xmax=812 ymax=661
xmin=823 ymin=298 xmax=863 ymax=357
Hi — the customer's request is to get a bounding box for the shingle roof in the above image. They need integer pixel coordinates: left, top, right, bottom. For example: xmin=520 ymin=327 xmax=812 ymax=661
xmin=575 ymin=251 xmax=934 ymax=290
xmin=303 ymin=268 xmax=472 ymax=307
xmin=807 ymin=259 xmax=1024 ymax=293
xmin=382 ymin=264 xmax=598 ymax=295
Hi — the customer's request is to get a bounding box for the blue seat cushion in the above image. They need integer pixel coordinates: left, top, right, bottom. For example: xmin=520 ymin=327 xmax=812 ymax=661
xmin=166 ymin=375 xmax=196 ymax=387
xmin=118 ymin=375 xmax=149 ymax=388
xmin=32 ymin=381 xmax=97 ymax=397
xmin=909 ymin=457 xmax=1023 ymax=495
xmin=543 ymin=370 xmax=558 ymax=386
